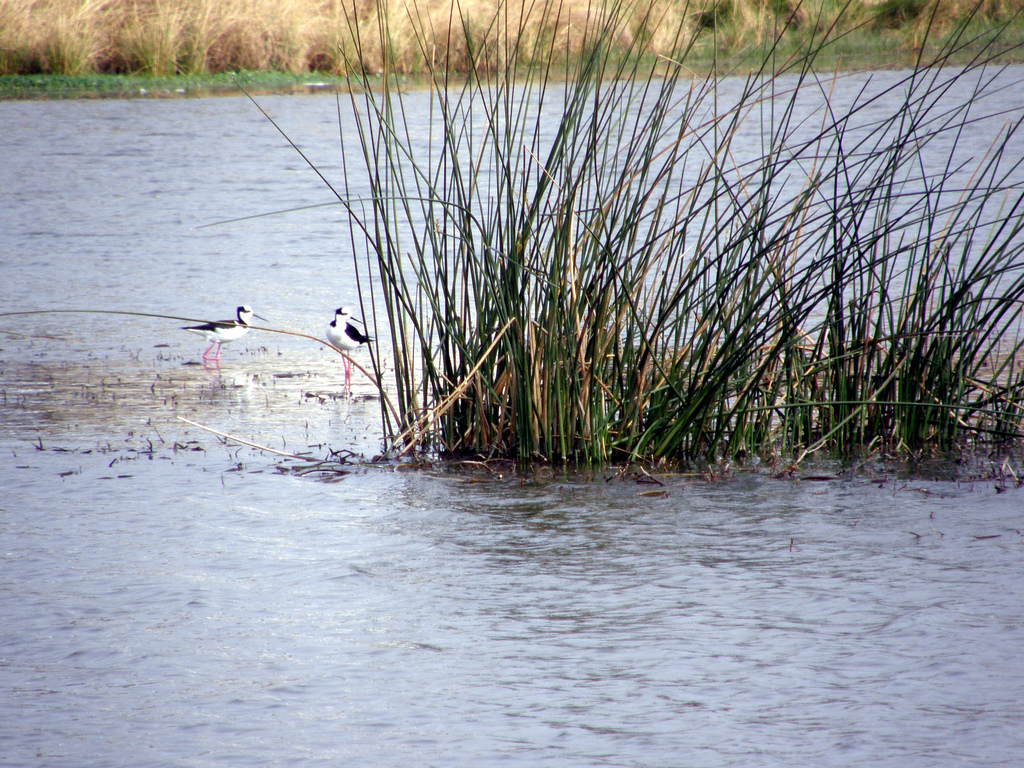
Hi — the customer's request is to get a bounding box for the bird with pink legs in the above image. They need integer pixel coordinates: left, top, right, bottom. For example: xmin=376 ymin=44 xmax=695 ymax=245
xmin=327 ymin=307 xmax=372 ymax=388
xmin=183 ymin=305 xmax=264 ymax=363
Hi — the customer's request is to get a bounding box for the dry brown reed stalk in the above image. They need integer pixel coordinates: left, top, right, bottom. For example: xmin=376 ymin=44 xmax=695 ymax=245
xmin=866 ymin=0 xmax=1021 ymax=30
xmin=119 ymin=0 xmax=186 ymax=76
xmin=0 ymin=0 xmax=35 ymax=73
xmin=1 ymin=0 xmax=116 ymax=75
xmin=392 ymin=317 xmax=515 ymax=457
xmin=249 ymin=324 xmax=402 ymax=423
xmin=176 ymin=416 xmax=314 ymax=459
xmin=12 ymin=0 xmax=1009 ymax=77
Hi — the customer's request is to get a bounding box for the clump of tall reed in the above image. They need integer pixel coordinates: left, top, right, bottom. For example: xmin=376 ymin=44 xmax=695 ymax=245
xmin=333 ymin=0 xmax=1024 ymax=464
xmin=1 ymin=0 xmax=1020 ymax=77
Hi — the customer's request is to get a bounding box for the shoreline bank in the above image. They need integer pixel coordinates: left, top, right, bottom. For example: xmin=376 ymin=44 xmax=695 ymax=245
xmin=4 ymin=45 xmax=1023 ymax=101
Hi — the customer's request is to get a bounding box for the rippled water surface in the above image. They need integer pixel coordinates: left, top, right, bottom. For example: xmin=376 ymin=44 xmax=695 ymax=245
xmin=2 ymin=70 xmax=1024 ymax=767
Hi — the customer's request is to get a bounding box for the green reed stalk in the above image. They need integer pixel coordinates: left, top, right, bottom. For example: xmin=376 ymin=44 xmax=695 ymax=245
xmin=338 ymin=0 xmax=1024 ymax=463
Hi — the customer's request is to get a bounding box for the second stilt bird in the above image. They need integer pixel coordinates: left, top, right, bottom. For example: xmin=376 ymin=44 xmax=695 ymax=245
xmin=327 ymin=307 xmax=372 ymax=387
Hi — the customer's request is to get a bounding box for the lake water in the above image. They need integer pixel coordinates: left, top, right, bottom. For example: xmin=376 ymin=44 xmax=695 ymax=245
xmin=2 ymin=68 xmax=1024 ymax=767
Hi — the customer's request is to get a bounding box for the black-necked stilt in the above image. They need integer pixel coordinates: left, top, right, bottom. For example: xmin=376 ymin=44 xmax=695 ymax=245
xmin=327 ymin=307 xmax=372 ymax=386
xmin=183 ymin=305 xmax=263 ymax=362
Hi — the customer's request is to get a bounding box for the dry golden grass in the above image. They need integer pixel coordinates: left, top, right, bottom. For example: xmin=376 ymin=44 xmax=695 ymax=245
xmin=0 ymin=0 xmax=1018 ymax=76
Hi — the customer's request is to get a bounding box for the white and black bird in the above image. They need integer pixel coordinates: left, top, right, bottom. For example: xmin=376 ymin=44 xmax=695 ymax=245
xmin=183 ymin=305 xmax=263 ymax=362
xmin=327 ymin=307 xmax=372 ymax=386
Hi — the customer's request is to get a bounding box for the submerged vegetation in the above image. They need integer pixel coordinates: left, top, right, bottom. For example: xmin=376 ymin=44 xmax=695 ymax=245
xmin=1 ymin=0 xmax=1022 ymax=79
xmin=316 ymin=0 xmax=1024 ymax=464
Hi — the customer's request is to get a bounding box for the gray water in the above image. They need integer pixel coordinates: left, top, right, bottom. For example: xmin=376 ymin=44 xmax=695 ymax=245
xmin=2 ymin=70 xmax=1024 ymax=767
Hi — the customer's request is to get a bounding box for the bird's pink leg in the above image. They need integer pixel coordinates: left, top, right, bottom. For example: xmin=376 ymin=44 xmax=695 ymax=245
xmin=344 ymin=358 xmax=352 ymax=390
xmin=202 ymin=342 xmax=218 ymax=361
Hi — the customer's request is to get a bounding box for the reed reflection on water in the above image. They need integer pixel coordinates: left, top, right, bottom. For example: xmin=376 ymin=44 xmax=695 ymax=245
xmin=1 ymin=73 xmax=1024 ymax=766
